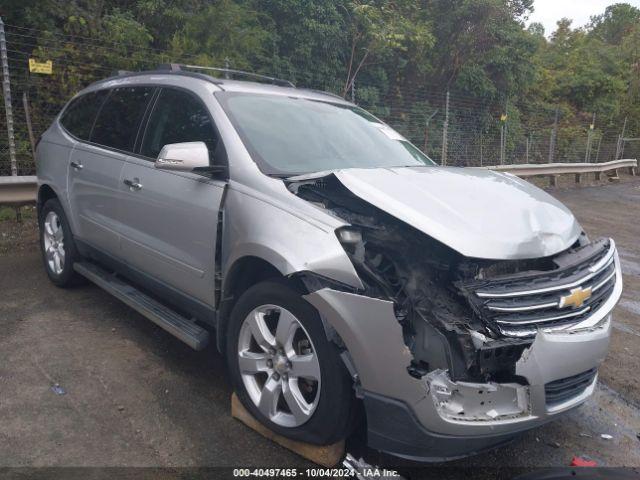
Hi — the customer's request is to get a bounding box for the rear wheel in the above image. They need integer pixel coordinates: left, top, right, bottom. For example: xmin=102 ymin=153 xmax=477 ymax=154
xmin=39 ymin=198 xmax=84 ymax=287
xmin=226 ymin=279 xmax=355 ymax=445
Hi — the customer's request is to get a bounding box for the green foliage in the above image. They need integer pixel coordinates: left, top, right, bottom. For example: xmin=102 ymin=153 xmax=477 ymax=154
xmin=170 ymin=0 xmax=272 ymax=70
xmin=2 ymin=0 xmax=639 ymax=163
xmin=244 ymin=0 xmax=347 ymax=90
xmin=341 ymin=1 xmax=434 ymax=96
xmin=589 ymin=3 xmax=640 ymax=45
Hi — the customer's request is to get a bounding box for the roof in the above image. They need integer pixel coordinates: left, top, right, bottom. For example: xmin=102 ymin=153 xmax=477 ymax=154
xmin=82 ymin=68 xmax=350 ymax=105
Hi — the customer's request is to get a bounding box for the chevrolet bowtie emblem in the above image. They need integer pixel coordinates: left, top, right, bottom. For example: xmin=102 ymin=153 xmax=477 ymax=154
xmin=559 ymin=286 xmax=592 ymax=309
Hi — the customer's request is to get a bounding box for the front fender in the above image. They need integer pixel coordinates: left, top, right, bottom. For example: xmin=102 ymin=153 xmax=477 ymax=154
xmin=221 ymin=185 xmax=363 ymax=290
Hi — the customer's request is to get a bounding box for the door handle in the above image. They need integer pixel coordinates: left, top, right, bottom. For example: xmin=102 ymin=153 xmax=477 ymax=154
xmin=123 ymin=178 xmax=143 ymax=191
xmin=70 ymin=161 xmax=83 ymax=170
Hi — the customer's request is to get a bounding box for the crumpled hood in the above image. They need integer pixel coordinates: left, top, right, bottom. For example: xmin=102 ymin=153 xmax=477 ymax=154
xmin=333 ymin=166 xmax=582 ymax=260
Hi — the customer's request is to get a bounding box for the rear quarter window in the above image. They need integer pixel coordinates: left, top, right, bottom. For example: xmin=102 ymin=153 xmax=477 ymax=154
xmin=59 ymin=90 xmax=109 ymax=140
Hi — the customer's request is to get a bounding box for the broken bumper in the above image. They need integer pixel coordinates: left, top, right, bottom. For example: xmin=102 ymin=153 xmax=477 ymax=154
xmin=304 ymin=265 xmax=620 ymax=461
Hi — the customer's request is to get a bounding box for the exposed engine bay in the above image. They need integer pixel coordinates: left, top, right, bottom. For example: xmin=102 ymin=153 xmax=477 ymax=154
xmin=288 ymin=173 xmax=604 ymax=385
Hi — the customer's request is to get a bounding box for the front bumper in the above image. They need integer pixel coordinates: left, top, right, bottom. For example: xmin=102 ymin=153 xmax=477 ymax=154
xmin=304 ymin=256 xmax=621 ymax=461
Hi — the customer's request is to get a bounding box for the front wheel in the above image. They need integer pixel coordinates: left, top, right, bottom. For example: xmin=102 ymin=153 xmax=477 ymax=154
xmin=226 ymin=279 xmax=355 ymax=445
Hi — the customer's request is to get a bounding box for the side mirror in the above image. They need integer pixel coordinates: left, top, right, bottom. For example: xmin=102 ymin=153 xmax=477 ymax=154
xmin=155 ymin=141 xmax=226 ymax=177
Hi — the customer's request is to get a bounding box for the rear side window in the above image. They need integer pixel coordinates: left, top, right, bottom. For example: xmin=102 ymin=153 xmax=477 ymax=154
xmin=91 ymin=86 xmax=155 ymax=152
xmin=59 ymin=90 xmax=109 ymax=140
xmin=140 ymin=88 xmax=218 ymax=160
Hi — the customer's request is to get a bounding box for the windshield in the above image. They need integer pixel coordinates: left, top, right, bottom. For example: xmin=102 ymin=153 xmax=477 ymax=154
xmin=215 ymin=92 xmax=436 ymax=176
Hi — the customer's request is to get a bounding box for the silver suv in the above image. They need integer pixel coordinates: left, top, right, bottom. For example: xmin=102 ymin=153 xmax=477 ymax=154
xmin=36 ymin=66 xmax=622 ymax=461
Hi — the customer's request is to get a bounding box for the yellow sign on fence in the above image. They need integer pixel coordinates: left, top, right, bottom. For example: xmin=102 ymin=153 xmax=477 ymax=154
xmin=28 ymin=59 xmax=53 ymax=74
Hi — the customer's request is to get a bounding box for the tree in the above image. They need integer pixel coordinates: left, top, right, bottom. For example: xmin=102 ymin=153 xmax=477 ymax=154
xmin=170 ymin=0 xmax=272 ymax=70
xmin=2 ymin=0 xmax=639 ymax=161
xmin=421 ymin=0 xmax=537 ymax=99
xmin=589 ymin=3 xmax=640 ymax=45
xmin=245 ymin=0 xmax=347 ymax=90
xmin=341 ymin=1 xmax=433 ymax=97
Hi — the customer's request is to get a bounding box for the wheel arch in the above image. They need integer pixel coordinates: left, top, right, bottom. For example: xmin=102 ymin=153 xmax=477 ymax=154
xmin=37 ymin=183 xmax=81 ymax=238
xmin=217 ymin=255 xmax=307 ymax=352
xmin=37 ymin=184 xmax=59 ymax=217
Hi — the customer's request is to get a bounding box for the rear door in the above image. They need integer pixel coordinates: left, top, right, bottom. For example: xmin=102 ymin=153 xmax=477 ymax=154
xmin=60 ymin=89 xmax=109 ymax=234
xmin=67 ymin=86 xmax=156 ymax=255
xmin=118 ymin=87 xmax=226 ymax=307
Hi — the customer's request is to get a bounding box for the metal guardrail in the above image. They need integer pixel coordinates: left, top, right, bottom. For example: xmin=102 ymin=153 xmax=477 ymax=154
xmin=485 ymin=159 xmax=637 ymax=186
xmin=0 ymin=159 xmax=637 ymax=207
xmin=0 ymin=175 xmax=37 ymax=205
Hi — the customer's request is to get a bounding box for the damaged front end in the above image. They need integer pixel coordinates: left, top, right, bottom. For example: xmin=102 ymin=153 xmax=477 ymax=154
xmin=291 ymin=174 xmax=533 ymax=384
xmin=290 ymin=172 xmax=621 ymax=430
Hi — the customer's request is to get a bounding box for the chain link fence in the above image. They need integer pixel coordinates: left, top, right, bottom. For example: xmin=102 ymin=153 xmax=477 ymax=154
xmin=0 ymin=20 xmax=638 ymax=176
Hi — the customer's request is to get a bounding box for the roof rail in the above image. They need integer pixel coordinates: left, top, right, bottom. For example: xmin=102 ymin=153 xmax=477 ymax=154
xmin=156 ymin=63 xmax=182 ymax=72
xmin=155 ymin=63 xmax=295 ymax=88
xmin=301 ymin=88 xmax=345 ymax=101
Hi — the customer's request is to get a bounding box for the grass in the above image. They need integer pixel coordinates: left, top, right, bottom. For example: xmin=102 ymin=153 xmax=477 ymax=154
xmin=0 ymin=206 xmax=37 ymax=222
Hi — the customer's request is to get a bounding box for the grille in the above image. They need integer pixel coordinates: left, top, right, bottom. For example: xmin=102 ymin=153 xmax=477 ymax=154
xmin=464 ymin=239 xmax=617 ymax=337
xmin=545 ymin=368 xmax=597 ymax=407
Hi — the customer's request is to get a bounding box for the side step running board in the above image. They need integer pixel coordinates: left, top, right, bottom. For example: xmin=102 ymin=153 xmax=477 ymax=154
xmin=74 ymin=262 xmax=210 ymax=350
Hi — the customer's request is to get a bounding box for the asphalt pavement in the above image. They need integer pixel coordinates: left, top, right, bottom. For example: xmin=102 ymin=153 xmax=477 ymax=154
xmin=1 ymin=174 xmax=639 ymax=478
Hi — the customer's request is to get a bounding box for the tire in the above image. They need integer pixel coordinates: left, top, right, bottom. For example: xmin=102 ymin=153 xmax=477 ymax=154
xmin=39 ymin=198 xmax=84 ymax=287
xmin=226 ymin=278 xmax=355 ymax=445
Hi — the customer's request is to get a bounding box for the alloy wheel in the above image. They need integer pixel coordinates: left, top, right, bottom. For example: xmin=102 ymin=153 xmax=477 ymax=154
xmin=237 ymin=304 xmax=321 ymax=427
xmin=43 ymin=211 xmax=65 ymax=275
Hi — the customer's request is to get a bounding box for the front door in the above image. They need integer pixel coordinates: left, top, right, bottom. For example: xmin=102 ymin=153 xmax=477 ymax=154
xmin=117 ymin=87 xmax=226 ymax=307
